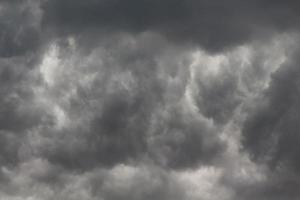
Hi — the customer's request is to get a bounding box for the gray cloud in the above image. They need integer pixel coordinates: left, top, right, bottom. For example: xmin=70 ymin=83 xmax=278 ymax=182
xmin=26 ymin=34 xmax=225 ymax=172
xmin=0 ymin=55 xmax=53 ymax=170
xmin=242 ymin=46 xmax=300 ymax=172
xmin=238 ymin=40 xmax=300 ymax=200
xmin=1 ymin=0 xmax=300 ymax=199
xmin=41 ymin=0 xmax=300 ymax=52
xmin=0 ymin=0 xmax=42 ymax=57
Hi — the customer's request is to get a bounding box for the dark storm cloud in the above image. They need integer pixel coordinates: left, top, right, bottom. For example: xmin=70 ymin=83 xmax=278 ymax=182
xmin=0 ymin=0 xmax=48 ymax=174
xmin=0 ymin=0 xmax=50 ymax=174
xmin=32 ymin=36 xmax=225 ymax=171
xmin=0 ymin=0 xmax=41 ymax=57
xmin=35 ymin=36 xmax=166 ymax=170
xmin=41 ymin=0 xmax=300 ymax=52
xmin=1 ymin=0 xmax=300 ymax=199
xmin=0 ymin=62 xmax=34 ymax=132
xmin=238 ymin=40 xmax=300 ymax=198
xmin=42 ymin=82 xmax=157 ymax=170
xmin=242 ymin=47 xmax=300 ymax=173
xmin=0 ymin=56 xmax=53 ymax=170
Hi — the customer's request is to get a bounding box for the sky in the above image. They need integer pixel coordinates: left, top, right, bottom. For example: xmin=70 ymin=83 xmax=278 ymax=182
xmin=0 ymin=0 xmax=300 ymax=199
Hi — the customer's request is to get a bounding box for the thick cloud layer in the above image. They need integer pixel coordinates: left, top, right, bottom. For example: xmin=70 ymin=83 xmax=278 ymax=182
xmin=1 ymin=0 xmax=300 ymax=200
xmin=42 ymin=0 xmax=300 ymax=52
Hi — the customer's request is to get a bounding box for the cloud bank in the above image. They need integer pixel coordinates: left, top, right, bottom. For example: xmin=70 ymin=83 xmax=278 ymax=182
xmin=0 ymin=0 xmax=300 ymax=199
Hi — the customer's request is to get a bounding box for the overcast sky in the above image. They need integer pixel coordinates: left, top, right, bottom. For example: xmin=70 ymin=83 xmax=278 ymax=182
xmin=0 ymin=0 xmax=300 ymax=199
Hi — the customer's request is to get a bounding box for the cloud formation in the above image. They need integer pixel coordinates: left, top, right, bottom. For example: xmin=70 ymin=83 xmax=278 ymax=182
xmin=0 ymin=0 xmax=300 ymax=200
xmin=42 ymin=0 xmax=300 ymax=51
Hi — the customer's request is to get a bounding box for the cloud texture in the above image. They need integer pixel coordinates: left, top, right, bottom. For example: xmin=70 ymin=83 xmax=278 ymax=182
xmin=0 ymin=0 xmax=300 ymax=199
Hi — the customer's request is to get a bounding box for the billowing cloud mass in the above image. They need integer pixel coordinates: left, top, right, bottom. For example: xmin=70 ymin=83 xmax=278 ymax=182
xmin=0 ymin=0 xmax=300 ymax=199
